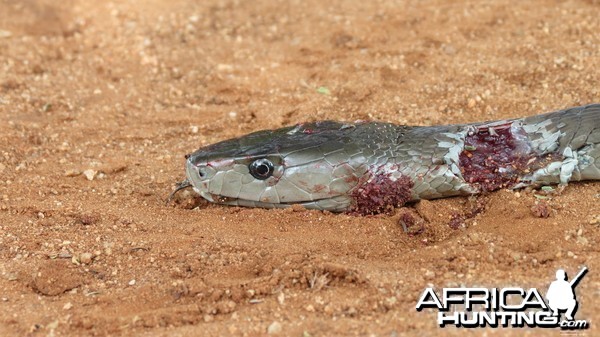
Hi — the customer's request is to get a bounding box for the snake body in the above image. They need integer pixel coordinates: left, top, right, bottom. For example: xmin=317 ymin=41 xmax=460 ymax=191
xmin=183 ymin=104 xmax=600 ymax=214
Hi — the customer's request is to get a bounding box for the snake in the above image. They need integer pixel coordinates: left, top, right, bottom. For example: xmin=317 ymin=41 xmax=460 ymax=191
xmin=174 ymin=104 xmax=600 ymax=214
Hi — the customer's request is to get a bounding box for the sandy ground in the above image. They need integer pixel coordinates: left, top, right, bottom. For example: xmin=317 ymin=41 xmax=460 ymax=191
xmin=1 ymin=0 xmax=599 ymax=336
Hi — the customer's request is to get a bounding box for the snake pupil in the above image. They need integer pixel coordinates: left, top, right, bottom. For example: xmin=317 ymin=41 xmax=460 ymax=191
xmin=256 ymin=165 xmax=268 ymax=175
xmin=249 ymin=158 xmax=274 ymax=180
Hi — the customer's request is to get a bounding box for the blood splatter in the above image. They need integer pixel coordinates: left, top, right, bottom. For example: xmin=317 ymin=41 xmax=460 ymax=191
xmin=398 ymin=211 xmax=425 ymax=235
xmin=459 ymin=123 xmax=533 ymax=191
xmin=448 ymin=197 xmax=487 ymax=229
xmin=349 ymin=173 xmax=414 ymax=215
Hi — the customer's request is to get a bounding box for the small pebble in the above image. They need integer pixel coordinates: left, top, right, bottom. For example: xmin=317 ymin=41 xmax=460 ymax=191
xmin=530 ymin=202 xmax=550 ymax=218
xmin=277 ymin=292 xmax=285 ymax=305
xmin=80 ymin=252 xmax=93 ymax=264
xmin=64 ymin=169 xmax=80 ymax=177
xmin=267 ymin=321 xmax=282 ymax=334
xmin=128 ymin=279 xmax=136 ymax=286
xmin=83 ymin=169 xmax=97 ymax=181
xmin=511 ymin=252 xmax=521 ymax=261
xmin=63 ymin=302 xmax=73 ymax=310
xmin=217 ymin=64 xmax=233 ymax=71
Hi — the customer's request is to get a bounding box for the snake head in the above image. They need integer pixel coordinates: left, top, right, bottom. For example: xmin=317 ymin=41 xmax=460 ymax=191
xmin=185 ymin=121 xmax=368 ymax=211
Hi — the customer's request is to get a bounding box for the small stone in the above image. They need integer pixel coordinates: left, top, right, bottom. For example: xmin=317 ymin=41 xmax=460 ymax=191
xmin=63 ymin=302 xmax=73 ymax=310
xmin=277 ymin=292 xmax=285 ymax=305
xmin=530 ymin=202 xmax=550 ymax=218
xmin=467 ymin=98 xmax=476 ymax=108
xmin=267 ymin=321 xmax=282 ymax=334
xmin=511 ymin=252 xmax=521 ymax=261
xmin=305 ymin=304 xmax=315 ymax=312
xmin=47 ymin=320 xmax=59 ymax=330
xmin=64 ymin=169 xmax=80 ymax=177
xmin=576 ymin=236 xmax=588 ymax=246
xmin=83 ymin=169 xmax=96 ymax=181
xmin=78 ymin=214 xmax=98 ymax=226
xmin=217 ymin=64 xmax=233 ymax=71
xmin=128 ymin=279 xmax=136 ymax=286
xmin=80 ymin=252 xmax=93 ymax=264
xmin=203 ymin=314 xmax=214 ymax=323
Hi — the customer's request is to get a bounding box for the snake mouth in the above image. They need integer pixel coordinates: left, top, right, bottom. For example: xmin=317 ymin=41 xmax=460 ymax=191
xmin=193 ymin=188 xmax=350 ymax=211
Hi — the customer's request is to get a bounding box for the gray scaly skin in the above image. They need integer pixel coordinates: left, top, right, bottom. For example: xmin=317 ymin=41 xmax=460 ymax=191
xmin=181 ymin=104 xmax=600 ymax=214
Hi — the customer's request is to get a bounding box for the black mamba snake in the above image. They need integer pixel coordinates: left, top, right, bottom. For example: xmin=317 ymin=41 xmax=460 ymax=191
xmin=176 ymin=104 xmax=600 ymax=214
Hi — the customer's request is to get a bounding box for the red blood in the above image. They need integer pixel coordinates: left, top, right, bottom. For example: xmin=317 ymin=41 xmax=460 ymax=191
xmin=312 ymin=184 xmax=326 ymax=193
xmin=459 ymin=124 xmax=532 ymax=191
xmin=399 ymin=212 xmax=425 ymax=235
xmin=349 ymin=173 xmax=413 ymax=215
xmin=448 ymin=198 xmax=486 ymax=229
xmin=448 ymin=213 xmax=465 ymax=229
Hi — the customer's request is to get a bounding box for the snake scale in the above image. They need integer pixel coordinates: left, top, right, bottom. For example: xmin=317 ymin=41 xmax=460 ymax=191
xmin=177 ymin=104 xmax=600 ymax=214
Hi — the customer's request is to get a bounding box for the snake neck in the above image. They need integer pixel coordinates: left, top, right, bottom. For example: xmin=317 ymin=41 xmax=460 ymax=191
xmin=346 ymin=104 xmax=600 ymax=215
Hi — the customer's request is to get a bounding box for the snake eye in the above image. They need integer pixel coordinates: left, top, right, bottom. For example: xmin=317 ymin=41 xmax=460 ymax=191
xmin=249 ymin=158 xmax=274 ymax=180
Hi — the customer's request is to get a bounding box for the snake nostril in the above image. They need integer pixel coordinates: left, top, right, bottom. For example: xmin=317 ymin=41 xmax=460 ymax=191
xmin=197 ymin=167 xmax=206 ymax=178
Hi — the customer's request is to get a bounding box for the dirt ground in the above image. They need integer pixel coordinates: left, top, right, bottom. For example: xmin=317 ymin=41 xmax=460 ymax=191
xmin=1 ymin=0 xmax=599 ymax=336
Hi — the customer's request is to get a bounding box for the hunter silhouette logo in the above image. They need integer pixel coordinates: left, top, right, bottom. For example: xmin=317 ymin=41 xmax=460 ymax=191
xmin=546 ymin=267 xmax=587 ymax=321
xmin=416 ymin=267 xmax=589 ymax=329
